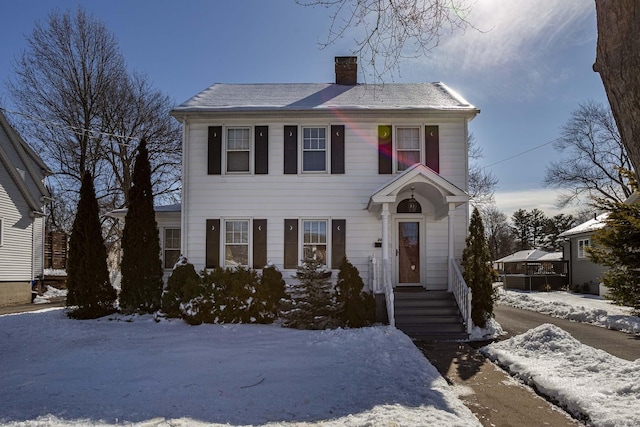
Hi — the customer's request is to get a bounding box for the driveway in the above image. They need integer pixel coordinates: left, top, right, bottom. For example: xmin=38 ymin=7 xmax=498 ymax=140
xmin=494 ymin=304 xmax=640 ymax=361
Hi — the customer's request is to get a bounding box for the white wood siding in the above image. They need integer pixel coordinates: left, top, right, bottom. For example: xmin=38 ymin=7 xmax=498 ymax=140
xmin=0 ymin=163 xmax=34 ymax=282
xmin=183 ymin=113 xmax=470 ymax=286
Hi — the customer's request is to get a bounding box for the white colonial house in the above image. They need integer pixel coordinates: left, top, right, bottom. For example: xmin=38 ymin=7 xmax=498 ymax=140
xmin=0 ymin=110 xmax=52 ymax=306
xmin=169 ymin=57 xmax=479 ymax=340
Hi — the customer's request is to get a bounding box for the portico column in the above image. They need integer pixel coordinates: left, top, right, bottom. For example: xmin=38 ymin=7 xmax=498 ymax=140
xmin=447 ymin=202 xmax=456 ymax=291
xmin=381 ymin=203 xmax=390 ymax=265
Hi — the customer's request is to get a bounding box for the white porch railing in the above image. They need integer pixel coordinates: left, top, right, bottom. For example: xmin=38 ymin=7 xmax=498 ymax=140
xmin=450 ymin=258 xmax=473 ymax=334
xmin=369 ymin=255 xmax=395 ymax=327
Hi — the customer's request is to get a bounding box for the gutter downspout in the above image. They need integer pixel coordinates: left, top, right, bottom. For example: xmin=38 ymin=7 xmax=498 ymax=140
xmin=180 ymin=118 xmax=189 ymax=260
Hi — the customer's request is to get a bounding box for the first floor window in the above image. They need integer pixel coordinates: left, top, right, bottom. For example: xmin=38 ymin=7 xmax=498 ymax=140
xmin=302 ymin=127 xmax=326 ymax=172
xmin=163 ymin=228 xmax=181 ymax=269
xmin=226 ymin=127 xmax=250 ymax=173
xmin=578 ymin=238 xmax=590 ymax=258
xmin=303 ymin=220 xmax=327 ymax=265
xmin=225 ymin=220 xmax=249 ymax=266
xmin=396 ymin=127 xmax=421 ymax=172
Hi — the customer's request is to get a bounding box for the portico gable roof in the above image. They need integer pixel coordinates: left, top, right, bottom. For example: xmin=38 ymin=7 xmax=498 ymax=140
xmin=367 ymin=163 xmax=468 ymax=212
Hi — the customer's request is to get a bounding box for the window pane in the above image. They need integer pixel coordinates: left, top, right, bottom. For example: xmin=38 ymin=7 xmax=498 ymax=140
xmin=225 ymin=245 xmax=248 ymax=266
xmin=227 ymin=128 xmax=250 ymax=150
xmin=303 ymin=151 xmax=326 ymax=171
xmin=303 ymin=244 xmax=326 ymax=264
xmin=397 ymin=150 xmax=420 ymax=171
xmin=397 ymin=127 xmax=420 ymax=149
xmin=227 ymin=151 xmax=249 ymax=172
xmin=225 ymin=221 xmax=249 ymax=266
xmin=164 ymin=249 xmax=181 ymax=269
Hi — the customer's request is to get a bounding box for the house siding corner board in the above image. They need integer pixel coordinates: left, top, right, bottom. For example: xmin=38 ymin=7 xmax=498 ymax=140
xmin=184 ymin=116 xmax=469 ymax=285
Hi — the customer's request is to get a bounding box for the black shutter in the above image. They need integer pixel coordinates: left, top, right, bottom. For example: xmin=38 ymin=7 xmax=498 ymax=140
xmin=331 ymin=125 xmax=345 ymax=174
xmin=331 ymin=219 xmax=346 ymax=269
xmin=425 ymin=125 xmax=439 ymax=173
xmin=284 ymin=219 xmax=298 ymax=269
xmin=378 ymin=125 xmax=392 ymax=174
xmin=208 ymin=126 xmax=222 ymax=175
xmin=284 ymin=126 xmax=297 ymax=174
xmin=253 ymin=219 xmax=267 ymax=269
xmin=205 ymin=219 xmax=220 ymax=268
xmin=255 ymin=126 xmax=269 ymax=175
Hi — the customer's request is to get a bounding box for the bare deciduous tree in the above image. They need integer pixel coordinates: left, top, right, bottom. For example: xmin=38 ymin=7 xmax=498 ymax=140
xmin=468 ymin=133 xmax=498 ymax=207
xmin=481 ymin=204 xmax=514 ymax=260
xmin=298 ymin=0 xmax=473 ymax=80
xmin=7 ymin=7 xmax=181 ymax=234
xmin=543 ymin=101 xmax=633 ymax=207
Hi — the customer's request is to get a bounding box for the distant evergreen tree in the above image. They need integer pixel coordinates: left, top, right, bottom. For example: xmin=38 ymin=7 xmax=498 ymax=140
xmin=462 ymin=207 xmax=495 ymax=328
xmin=589 ymin=200 xmax=640 ymax=313
xmin=335 ymin=257 xmax=375 ymax=328
xmin=66 ymin=171 xmax=117 ymax=319
xmin=119 ymin=139 xmax=164 ymax=314
xmin=281 ymin=257 xmax=337 ymax=330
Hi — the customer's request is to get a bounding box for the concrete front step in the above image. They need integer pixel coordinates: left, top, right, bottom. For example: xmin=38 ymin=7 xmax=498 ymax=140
xmin=393 ymin=288 xmax=468 ymax=341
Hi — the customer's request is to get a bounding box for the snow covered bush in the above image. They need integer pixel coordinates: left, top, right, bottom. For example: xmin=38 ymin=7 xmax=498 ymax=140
xmin=281 ymin=257 xmax=339 ymax=330
xmin=334 ymin=257 xmax=375 ymax=328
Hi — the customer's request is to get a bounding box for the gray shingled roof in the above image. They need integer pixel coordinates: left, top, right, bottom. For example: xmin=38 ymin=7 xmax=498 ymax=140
xmin=171 ymin=82 xmax=478 ymax=114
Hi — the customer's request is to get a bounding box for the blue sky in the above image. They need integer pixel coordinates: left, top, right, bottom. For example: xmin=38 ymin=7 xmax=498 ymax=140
xmin=0 ymin=0 xmax=605 ymax=218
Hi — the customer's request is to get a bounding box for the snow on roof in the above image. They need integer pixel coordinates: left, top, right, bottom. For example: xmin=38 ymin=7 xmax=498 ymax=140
xmin=537 ymin=252 xmax=563 ymax=262
xmin=495 ymin=249 xmax=552 ymax=263
xmin=171 ymin=82 xmax=479 ymax=114
xmin=558 ymin=213 xmax=609 ymax=238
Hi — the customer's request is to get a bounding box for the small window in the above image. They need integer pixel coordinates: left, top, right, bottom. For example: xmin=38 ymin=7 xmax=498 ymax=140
xmin=396 ymin=127 xmax=421 ymax=172
xmin=225 ymin=220 xmax=249 ymax=267
xmin=163 ymin=228 xmax=181 ymax=269
xmin=226 ymin=128 xmax=250 ymax=173
xmin=303 ymin=220 xmax=327 ymax=265
xmin=578 ymin=238 xmax=590 ymax=258
xmin=302 ymin=127 xmax=327 ymax=172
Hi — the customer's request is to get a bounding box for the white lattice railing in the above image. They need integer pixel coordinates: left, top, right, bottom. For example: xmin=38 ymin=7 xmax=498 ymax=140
xmin=450 ymin=258 xmax=473 ymax=334
xmin=369 ymin=255 xmax=395 ymax=327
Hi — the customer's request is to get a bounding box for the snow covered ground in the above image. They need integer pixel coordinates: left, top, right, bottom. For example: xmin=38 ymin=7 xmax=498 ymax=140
xmin=482 ymin=324 xmax=640 ymax=427
xmin=0 ymin=309 xmax=480 ymax=427
xmin=482 ymin=288 xmax=640 ymax=426
xmin=496 ymin=286 xmax=640 ymax=335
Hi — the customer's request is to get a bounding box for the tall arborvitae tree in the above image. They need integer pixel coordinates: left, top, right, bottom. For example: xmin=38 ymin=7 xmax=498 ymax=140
xmin=588 ymin=200 xmax=640 ymax=313
xmin=119 ymin=139 xmax=164 ymax=314
xmin=66 ymin=171 xmax=117 ymax=319
xmin=335 ymin=257 xmax=375 ymax=328
xmin=462 ymin=207 xmax=495 ymax=328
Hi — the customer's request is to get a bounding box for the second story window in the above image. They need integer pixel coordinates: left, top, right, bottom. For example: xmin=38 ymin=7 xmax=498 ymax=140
xmin=226 ymin=127 xmax=250 ymax=173
xmin=396 ymin=127 xmax=421 ymax=172
xmin=302 ymin=127 xmax=327 ymax=172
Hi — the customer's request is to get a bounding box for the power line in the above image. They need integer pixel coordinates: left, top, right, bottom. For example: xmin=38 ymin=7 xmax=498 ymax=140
xmin=482 ymin=137 xmax=560 ymax=169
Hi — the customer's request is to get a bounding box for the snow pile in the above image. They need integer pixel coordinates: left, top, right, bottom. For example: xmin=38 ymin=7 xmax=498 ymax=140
xmin=33 ymin=285 xmax=67 ymax=304
xmin=482 ymin=324 xmax=640 ymax=427
xmin=469 ymin=317 xmax=505 ymax=341
xmin=0 ymin=309 xmax=480 ymax=427
xmin=497 ymin=288 xmax=640 ymax=335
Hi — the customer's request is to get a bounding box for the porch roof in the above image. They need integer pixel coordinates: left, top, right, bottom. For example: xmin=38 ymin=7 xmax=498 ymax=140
xmin=366 ymin=163 xmax=468 ymax=214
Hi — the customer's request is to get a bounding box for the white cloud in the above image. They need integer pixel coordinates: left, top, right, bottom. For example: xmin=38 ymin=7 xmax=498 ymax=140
xmin=493 ymin=187 xmax=569 ymax=217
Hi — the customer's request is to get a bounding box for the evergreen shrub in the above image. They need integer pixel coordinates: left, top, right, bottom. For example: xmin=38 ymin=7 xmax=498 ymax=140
xmin=335 ymin=257 xmax=375 ymax=328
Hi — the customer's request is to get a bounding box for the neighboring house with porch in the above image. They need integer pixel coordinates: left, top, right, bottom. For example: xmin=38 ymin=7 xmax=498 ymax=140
xmin=168 ymin=57 xmax=479 ymax=340
xmin=495 ymin=249 xmax=567 ymax=291
xmin=0 ymin=110 xmax=52 ymax=306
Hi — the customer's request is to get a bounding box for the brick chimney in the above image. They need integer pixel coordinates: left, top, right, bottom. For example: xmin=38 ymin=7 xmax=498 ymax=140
xmin=335 ymin=56 xmax=358 ymax=85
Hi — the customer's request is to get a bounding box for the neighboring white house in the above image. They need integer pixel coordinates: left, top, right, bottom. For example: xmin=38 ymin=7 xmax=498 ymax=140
xmin=0 ymin=110 xmax=52 ymax=306
xmin=168 ymin=57 xmax=479 ymax=337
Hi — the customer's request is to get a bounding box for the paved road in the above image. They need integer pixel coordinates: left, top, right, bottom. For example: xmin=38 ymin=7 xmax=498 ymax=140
xmin=494 ymin=304 xmax=640 ymax=361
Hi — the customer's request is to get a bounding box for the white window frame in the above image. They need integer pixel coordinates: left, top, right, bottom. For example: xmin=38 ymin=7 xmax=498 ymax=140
xmin=224 ymin=219 xmax=251 ymax=267
xmin=301 ymin=126 xmax=328 ymax=173
xmin=577 ymin=238 xmax=590 ymax=258
xmin=301 ymin=219 xmax=329 ymax=267
xmin=224 ymin=126 xmax=252 ymax=174
xmin=394 ymin=126 xmax=423 ymax=173
xmin=163 ymin=228 xmax=181 ymax=270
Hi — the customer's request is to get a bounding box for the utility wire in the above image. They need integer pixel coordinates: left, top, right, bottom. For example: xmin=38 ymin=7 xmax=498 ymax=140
xmin=481 ymin=137 xmax=561 ymax=169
